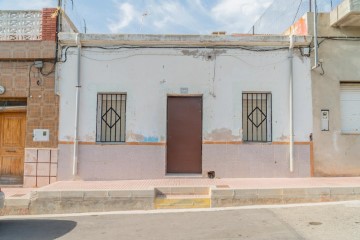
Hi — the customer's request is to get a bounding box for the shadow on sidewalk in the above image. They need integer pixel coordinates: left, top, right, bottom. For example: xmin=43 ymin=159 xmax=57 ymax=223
xmin=0 ymin=219 xmax=77 ymax=240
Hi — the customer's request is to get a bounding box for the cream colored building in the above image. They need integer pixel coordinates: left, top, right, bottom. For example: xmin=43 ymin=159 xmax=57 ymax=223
xmin=287 ymin=0 xmax=360 ymax=176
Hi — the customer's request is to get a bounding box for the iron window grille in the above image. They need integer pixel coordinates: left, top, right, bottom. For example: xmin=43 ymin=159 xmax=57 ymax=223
xmin=242 ymin=93 xmax=272 ymax=142
xmin=96 ymin=93 xmax=126 ymax=143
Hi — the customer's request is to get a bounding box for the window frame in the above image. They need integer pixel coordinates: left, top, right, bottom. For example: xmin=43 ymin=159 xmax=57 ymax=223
xmin=340 ymin=82 xmax=360 ymax=134
xmin=96 ymin=92 xmax=127 ymax=143
xmin=242 ymin=92 xmax=272 ymax=142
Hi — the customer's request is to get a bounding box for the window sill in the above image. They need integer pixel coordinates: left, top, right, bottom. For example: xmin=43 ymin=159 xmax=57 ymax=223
xmin=242 ymin=141 xmax=273 ymax=144
xmin=95 ymin=142 xmax=127 ymax=145
xmin=95 ymin=141 xmax=165 ymax=146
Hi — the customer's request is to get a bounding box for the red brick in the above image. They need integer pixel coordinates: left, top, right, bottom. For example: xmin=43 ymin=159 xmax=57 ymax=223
xmin=41 ymin=8 xmax=57 ymax=41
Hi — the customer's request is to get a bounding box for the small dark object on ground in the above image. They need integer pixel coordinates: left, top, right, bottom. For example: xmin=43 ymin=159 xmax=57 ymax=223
xmin=208 ymin=171 xmax=215 ymax=179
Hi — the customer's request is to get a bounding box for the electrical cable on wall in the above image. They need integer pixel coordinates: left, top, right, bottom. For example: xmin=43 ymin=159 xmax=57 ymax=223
xmin=28 ymin=63 xmax=35 ymax=97
xmin=40 ymin=62 xmax=56 ymax=77
xmin=36 ymin=69 xmax=44 ymax=86
xmin=313 ymin=36 xmax=360 ymax=75
xmin=60 ymin=38 xmax=311 ymax=70
xmin=210 ymin=49 xmax=217 ymax=98
xmin=82 ymin=45 xmax=294 ymax=52
xmin=58 ymin=46 xmax=72 ymax=63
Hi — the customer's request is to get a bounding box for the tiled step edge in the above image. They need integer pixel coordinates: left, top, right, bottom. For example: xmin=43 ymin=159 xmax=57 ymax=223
xmin=155 ymin=197 xmax=211 ymax=209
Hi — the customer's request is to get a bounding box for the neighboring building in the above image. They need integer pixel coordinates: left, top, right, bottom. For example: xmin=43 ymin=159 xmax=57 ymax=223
xmin=286 ymin=0 xmax=360 ymax=176
xmin=0 ymin=9 xmax=75 ymax=187
xmin=56 ymin=33 xmax=313 ymax=180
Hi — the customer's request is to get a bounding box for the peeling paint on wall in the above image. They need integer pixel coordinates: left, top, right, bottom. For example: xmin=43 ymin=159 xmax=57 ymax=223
xmin=181 ymin=49 xmax=226 ymax=61
xmin=332 ymin=132 xmax=340 ymax=153
xmin=143 ymin=136 xmax=159 ymax=142
xmin=64 ymin=135 xmax=74 ymax=141
xmin=127 ymin=131 xmax=145 ymax=142
xmin=204 ymin=128 xmax=241 ymax=141
xmin=83 ymin=132 xmax=96 ymax=142
xmin=278 ymin=134 xmax=290 ymax=141
xmin=126 ymin=132 xmax=160 ymax=142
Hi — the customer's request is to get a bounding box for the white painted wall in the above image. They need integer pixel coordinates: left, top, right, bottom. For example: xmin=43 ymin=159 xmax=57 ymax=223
xmin=58 ymin=47 xmax=312 ymax=143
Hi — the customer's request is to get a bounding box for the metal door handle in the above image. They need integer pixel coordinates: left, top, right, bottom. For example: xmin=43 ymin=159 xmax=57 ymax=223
xmin=6 ymin=150 xmax=16 ymax=153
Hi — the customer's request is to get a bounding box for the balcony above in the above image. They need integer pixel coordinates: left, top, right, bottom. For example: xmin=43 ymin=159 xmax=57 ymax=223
xmin=330 ymin=0 xmax=360 ymax=27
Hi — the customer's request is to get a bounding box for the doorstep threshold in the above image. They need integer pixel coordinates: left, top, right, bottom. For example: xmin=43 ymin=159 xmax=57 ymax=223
xmin=0 ymin=184 xmax=23 ymax=188
xmin=157 ymin=194 xmax=210 ymax=199
xmin=165 ymin=173 xmax=203 ymax=178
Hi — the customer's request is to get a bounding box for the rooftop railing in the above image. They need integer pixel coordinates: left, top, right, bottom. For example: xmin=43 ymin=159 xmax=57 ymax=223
xmin=0 ymin=10 xmax=42 ymax=41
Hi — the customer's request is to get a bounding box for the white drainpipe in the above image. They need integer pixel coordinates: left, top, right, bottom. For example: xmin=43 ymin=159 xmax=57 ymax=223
xmin=73 ymin=33 xmax=81 ymax=177
xmin=289 ymin=35 xmax=294 ymax=172
xmin=312 ymin=0 xmax=320 ymax=69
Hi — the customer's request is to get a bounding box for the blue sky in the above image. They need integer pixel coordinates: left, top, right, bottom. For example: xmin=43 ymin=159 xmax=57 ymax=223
xmin=0 ymin=0 xmax=274 ymax=34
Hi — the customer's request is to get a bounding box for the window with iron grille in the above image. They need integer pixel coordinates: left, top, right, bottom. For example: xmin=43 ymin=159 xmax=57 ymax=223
xmin=96 ymin=93 xmax=126 ymax=142
xmin=242 ymin=93 xmax=272 ymax=142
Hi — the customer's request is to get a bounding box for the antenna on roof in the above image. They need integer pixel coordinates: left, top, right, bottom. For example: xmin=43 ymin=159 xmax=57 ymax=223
xmin=83 ymin=18 xmax=87 ymax=33
xmin=63 ymin=0 xmax=74 ymax=11
xmin=140 ymin=10 xmax=150 ymax=31
xmin=139 ymin=0 xmax=150 ymax=32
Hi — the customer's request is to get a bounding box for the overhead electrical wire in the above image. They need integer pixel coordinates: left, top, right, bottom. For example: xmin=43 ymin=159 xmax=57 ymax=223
xmin=291 ymin=0 xmax=303 ymax=26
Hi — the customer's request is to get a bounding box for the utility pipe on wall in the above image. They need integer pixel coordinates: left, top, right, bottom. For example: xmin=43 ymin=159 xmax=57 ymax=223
xmin=289 ymin=35 xmax=295 ymax=173
xmin=73 ymin=33 xmax=81 ymax=177
xmin=312 ymin=0 xmax=320 ymax=69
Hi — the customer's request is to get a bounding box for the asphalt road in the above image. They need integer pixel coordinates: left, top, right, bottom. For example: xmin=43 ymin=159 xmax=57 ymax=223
xmin=1 ymin=201 xmax=360 ymax=240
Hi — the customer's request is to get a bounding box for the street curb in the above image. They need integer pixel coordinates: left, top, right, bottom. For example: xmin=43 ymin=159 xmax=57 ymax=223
xmin=2 ymin=186 xmax=360 ymax=215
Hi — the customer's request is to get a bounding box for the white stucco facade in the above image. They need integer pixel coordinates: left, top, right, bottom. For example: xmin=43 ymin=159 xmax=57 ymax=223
xmin=57 ymin=34 xmax=313 ymax=180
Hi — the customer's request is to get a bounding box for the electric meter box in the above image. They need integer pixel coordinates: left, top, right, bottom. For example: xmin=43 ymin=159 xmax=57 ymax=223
xmin=321 ymin=110 xmax=329 ymax=131
xmin=33 ymin=129 xmax=50 ymax=142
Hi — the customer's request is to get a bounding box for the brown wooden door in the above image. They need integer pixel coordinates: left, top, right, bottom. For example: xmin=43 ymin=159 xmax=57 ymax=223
xmin=0 ymin=112 xmax=26 ymax=179
xmin=167 ymin=96 xmax=202 ymax=173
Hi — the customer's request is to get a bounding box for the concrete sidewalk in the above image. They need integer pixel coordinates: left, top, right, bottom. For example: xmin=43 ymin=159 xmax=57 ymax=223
xmin=36 ymin=177 xmax=360 ymax=190
xmin=2 ymin=177 xmax=360 ymax=215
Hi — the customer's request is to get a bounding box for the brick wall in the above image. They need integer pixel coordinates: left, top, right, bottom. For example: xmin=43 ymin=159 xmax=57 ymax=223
xmin=0 ymin=60 xmax=59 ymax=187
xmin=42 ymin=8 xmax=57 ymax=41
xmin=0 ymin=41 xmax=56 ymax=60
xmin=0 ymin=61 xmax=58 ymax=148
xmin=0 ymin=8 xmax=59 ymax=187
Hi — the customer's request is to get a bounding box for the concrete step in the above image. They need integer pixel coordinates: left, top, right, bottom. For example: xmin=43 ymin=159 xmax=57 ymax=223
xmin=155 ymin=194 xmax=211 ymax=209
xmin=211 ymin=187 xmax=360 ymax=207
xmin=1 ymin=196 xmax=30 ymax=216
xmin=154 ymin=187 xmax=211 ymax=209
xmin=28 ymin=189 xmax=156 ymax=215
xmin=165 ymin=173 xmax=203 ymax=178
xmin=0 ymin=176 xmax=23 ymax=185
xmin=0 ymin=185 xmax=23 ymax=188
xmin=155 ymin=187 xmax=210 ymax=196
